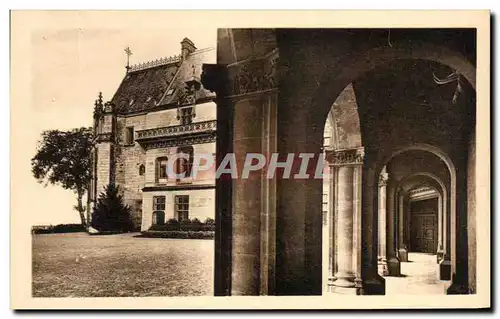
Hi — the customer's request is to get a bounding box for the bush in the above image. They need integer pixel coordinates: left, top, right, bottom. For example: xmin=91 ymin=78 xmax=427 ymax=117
xmin=148 ymin=218 xmax=215 ymax=232
xmin=140 ymin=230 xmax=214 ymax=240
xmin=31 ymin=224 xmax=86 ymax=234
xmin=90 ymin=184 xmax=134 ymax=232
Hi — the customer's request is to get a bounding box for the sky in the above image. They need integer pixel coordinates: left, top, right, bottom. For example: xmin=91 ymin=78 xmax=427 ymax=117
xmin=25 ymin=27 xmax=216 ymax=225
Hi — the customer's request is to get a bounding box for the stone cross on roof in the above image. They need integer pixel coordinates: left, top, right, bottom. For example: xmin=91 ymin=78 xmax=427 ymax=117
xmin=124 ymin=46 xmax=133 ymax=70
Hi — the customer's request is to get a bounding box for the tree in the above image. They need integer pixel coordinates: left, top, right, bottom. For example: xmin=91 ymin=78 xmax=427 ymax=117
xmin=31 ymin=127 xmax=93 ymax=226
xmin=91 ymin=184 xmax=133 ymax=232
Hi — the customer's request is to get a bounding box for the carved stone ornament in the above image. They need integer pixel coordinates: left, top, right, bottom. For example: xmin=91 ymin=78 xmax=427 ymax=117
xmin=104 ymin=101 xmax=116 ymax=114
xmin=378 ymin=172 xmax=389 ymax=187
xmin=143 ymin=134 xmax=216 ymax=150
xmin=136 ymin=120 xmax=216 ymax=140
xmin=326 ymin=147 xmax=365 ymax=166
xmin=96 ymin=133 xmax=113 ymax=143
xmin=230 ymin=51 xmax=278 ymax=96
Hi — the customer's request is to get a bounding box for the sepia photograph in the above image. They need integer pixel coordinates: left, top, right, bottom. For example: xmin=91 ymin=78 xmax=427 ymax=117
xmin=10 ymin=10 xmax=491 ymax=310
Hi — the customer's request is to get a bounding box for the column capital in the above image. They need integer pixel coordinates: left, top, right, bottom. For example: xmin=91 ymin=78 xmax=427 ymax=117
xmin=378 ymin=172 xmax=389 ymax=187
xmin=325 ymin=147 xmax=364 ymax=166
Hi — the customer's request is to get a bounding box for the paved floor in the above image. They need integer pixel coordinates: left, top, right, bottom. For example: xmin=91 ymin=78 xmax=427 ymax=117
xmin=385 ymin=252 xmax=450 ymax=295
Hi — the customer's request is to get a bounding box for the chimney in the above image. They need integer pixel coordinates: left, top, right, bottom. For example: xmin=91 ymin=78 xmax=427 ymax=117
xmin=181 ymin=37 xmax=196 ymax=60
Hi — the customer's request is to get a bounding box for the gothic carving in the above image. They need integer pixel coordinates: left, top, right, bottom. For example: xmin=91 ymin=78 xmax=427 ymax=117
xmin=230 ymin=51 xmax=278 ymax=96
xmin=379 ymin=172 xmax=389 ymax=187
xmin=93 ymin=92 xmax=104 ymax=119
xmin=128 ymin=54 xmax=182 ymax=73
xmin=326 ymin=147 xmax=365 ymax=166
xmin=136 ymin=120 xmax=216 ymax=140
xmin=104 ymin=101 xmax=116 ymax=114
xmin=95 ymin=133 xmax=113 ymax=143
xmin=143 ymin=134 xmax=216 ymax=150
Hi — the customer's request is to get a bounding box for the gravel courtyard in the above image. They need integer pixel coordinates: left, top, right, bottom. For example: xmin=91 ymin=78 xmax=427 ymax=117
xmin=32 ymin=233 xmax=214 ymax=297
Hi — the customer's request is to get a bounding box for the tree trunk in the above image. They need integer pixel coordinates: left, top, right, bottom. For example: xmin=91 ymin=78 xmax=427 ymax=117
xmin=77 ymin=193 xmax=86 ymax=227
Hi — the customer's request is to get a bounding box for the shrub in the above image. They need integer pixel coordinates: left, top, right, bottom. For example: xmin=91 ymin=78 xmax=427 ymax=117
xmin=148 ymin=218 xmax=215 ymax=232
xmin=31 ymin=224 xmax=86 ymax=234
xmin=140 ymin=230 xmax=214 ymax=240
xmin=90 ymin=184 xmax=134 ymax=232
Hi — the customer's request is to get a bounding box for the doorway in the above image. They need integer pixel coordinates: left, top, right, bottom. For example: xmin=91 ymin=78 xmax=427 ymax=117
xmin=410 ymin=197 xmax=438 ymax=254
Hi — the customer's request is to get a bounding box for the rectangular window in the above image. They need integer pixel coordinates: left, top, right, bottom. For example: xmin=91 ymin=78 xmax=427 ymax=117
xmin=156 ymin=157 xmax=168 ymax=181
xmin=180 ymin=107 xmax=194 ymax=125
xmin=175 ymin=195 xmax=189 ymax=221
xmin=176 ymin=146 xmax=194 ymax=179
xmin=153 ymin=196 xmax=166 ymax=211
xmin=126 ymin=126 xmax=135 ymax=145
xmin=152 ymin=196 xmax=166 ymax=226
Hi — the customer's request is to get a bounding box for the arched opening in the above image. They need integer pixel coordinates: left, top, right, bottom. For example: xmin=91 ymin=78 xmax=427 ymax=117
xmin=321 ymin=83 xmax=363 ymax=293
xmin=309 ymin=46 xmax=475 ymax=295
xmin=383 ymin=170 xmax=452 ymax=295
xmin=208 ymin=28 xmax=477 ymax=296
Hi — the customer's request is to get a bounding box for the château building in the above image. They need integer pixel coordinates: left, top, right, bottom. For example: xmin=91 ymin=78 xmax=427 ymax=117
xmin=88 ymin=38 xmax=216 ymax=231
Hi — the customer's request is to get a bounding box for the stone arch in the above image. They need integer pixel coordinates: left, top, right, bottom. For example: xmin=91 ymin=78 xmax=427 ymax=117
xmin=378 ymin=143 xmax=456 ymax=239
xmin=308 ymin=41 xmax=474 ymax=295
xmin=323 ymin=83 xmax=363 ymax=151
xmin=312 ymin=42 xmax=476 ymax=124
xmin=382 ymin=145 xmax=457 ymax=285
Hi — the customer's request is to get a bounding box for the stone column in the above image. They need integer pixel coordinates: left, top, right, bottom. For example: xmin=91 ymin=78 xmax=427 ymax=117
xmin=386 ymin=173 xmax=401 ymax=276
xmin=377 ymin=168 xmax=389 ymax=276
xmin=327 ymin=148 xmax=364 ymax=294
xmin=440 ymin=191 xmax=451 ymax=280
xmin=201 ymin=50 xmax=278 ymax=295
xmin=436 ymin=194 xmax=444 ymax=263
xmin=397 ymin=192 xmax=409 ymax=262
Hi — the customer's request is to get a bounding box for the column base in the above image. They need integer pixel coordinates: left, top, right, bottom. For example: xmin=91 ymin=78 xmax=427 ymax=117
xmin=327 ymin=283 xmax=359 ymax=295
xmin=378 ymin=261 xmax=389 ymax=276
xmin=397 ymin=248 xmax=408 ymax=262
xmin=439 ymin=259 xmax=452 ymax=281
xmin=361 ymin=273 xmax=385 ymax=295
xmin=331 ymin=272 xmax=356 ymax=288
xmin=447 ymin=276 xmax=470 ymax=295
xmin=387 ymin=257 xmax=401 ymax=276
xmin=436 ymin=248 xmax=444 ymax=264
xmin=378 ymin=259 xmax=389 ymax=276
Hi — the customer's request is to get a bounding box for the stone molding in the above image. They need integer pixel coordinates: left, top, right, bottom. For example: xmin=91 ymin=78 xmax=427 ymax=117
xmin=94 ymin=132 xmax=113 ymax=143
xmin=136 ymin=120 xmax=216 ymax=141
xmin=140 ymin=133 xmax=216 ymax=150
xmin=325 ymin=147 xmax=365 ymax=166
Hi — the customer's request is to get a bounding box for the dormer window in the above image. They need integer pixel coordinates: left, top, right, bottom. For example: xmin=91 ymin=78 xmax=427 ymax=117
xmin=179 ymin=107 xmax=194 ymax=125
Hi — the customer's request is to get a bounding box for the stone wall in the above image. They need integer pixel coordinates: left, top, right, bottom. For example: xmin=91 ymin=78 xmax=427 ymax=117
xmin=141 ymin=188 xmax=215 ymax=231
xmin=95 ymin=142 xmax=111 ymax=197
xmin=109 ymin=101 xmax=216 ymax=230
xmin=467 ymin=129 xmax=476 ymax=293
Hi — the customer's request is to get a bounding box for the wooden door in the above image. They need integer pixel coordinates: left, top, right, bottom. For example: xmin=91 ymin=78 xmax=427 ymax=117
xmin=411 ymin=214 xmax=436 ymax=253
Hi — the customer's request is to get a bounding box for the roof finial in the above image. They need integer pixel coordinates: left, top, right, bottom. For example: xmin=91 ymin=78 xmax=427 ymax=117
xmin=124 ymin=46 xmax=133 ymax=71
xmin=96 ymin=92 xmax=103 ymax=106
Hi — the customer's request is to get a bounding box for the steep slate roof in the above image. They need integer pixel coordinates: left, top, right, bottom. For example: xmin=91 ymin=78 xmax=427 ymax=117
xmin=111 ymin=46 xmax=215 ymax=115
xmin=159 ymin=48 xmax=215 ymax=106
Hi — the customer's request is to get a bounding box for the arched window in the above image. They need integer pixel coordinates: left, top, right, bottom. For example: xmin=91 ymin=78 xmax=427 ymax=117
xmin=138 ymin=164 xmax=145 ymax=176
xmin=156 ymin=157 xmax=168 ymax=183
xmin=177 ymin=146 xmax=194 ymax=178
